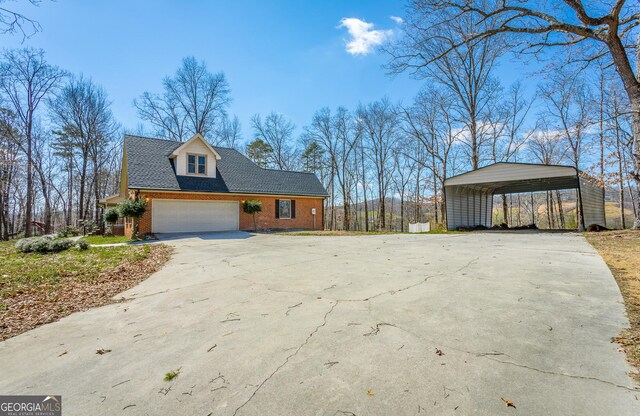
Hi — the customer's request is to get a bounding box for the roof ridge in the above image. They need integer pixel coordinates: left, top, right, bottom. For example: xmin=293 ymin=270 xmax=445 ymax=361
xmin=125 ymin=135 xmax=245 ymax=152
xmin=260 ymin=167 xmax=316 ymax=175
xmin=124 ymin=134 xmax=180 ymax=144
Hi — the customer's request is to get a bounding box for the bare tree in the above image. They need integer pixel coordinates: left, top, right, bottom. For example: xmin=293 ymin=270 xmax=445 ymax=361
xmin=135 ymin=56 xmax=231 ymax=142
xmin=0 ymin=107 xmax=19 ymax=239
xmin=251 ymin=112 xmax=296 ymax=170
xmin=50 ymin=76 xmax=118 ymax=223
xmin=215 ymin=115 xmax=243 ymax=149
xmin=386 ymin=5 xmax=504 ymax=170
xmin=302 ymin=107 xmax=358 ymax=230
xmin=0 ymin=48 xmax=65 ymax=236
xmin=388 ymin=0 xmax=640 ymax=226
xmin=357 ymin=98 xmax=399 ymax=230
xmin=401 ymin=88 xmax=459 ymax=223
xmin=0 ymin=0 xmax=44 ymax=40
xmin=486 ymin=81 xmax=534 ymax=223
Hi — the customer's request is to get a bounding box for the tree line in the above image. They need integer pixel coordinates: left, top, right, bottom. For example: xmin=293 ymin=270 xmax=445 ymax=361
xmin=1 ymin=0 xmax=638 ymax=238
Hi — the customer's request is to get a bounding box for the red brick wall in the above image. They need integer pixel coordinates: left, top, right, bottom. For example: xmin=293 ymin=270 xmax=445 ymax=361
xmin=128 ymin=191 xmax=324 ymax=236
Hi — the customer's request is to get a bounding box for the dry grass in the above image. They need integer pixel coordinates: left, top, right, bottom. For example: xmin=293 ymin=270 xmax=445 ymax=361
xmin=0 ymin=242 xmax=172 ymax=341
xmin=273 ymin=230 xmax=400 ymax=236
xmin=586 ymin=230 xmax=640 ymax=381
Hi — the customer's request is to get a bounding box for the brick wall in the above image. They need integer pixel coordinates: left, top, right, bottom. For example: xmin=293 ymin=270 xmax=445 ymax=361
xmin=127 ymin=191 xmax=324 ymax=236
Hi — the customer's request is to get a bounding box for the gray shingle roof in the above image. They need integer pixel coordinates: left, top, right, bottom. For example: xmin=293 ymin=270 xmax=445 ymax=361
xmin=124 ymin=135 xmax=328 ymax=197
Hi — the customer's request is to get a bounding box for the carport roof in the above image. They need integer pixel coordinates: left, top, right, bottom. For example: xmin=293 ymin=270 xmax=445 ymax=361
xmin=444 ymin=162 xmax=581 ymax=193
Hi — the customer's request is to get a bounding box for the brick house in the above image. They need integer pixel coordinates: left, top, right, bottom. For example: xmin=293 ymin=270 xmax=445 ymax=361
xmin=118 ymin=134 xmax=327 ymax=237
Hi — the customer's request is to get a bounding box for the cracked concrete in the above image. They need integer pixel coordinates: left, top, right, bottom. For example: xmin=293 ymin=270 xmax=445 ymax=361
xmin=0 ymin=231 xmax=638 ymax=415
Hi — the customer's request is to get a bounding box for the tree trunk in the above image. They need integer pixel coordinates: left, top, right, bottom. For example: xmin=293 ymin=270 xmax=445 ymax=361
xmin=616 ymin=118 xmax=626 ymax=229
xmin=606 ymin=32 xmax=640 ymax=228
xmin=25 ymin=134 xmax=33 ymax=237
xmin=78 ymin=157 xmax=88 ymax=221
xmin=555 ymin=190 xmax=565 ymax=229
xmin=343 ymin=187 xmax=350 ymax=231
xmin=0 ymin=191 xmax=5 ymax=240
xmin=379 ymin=178 xmax=386 ymax=230
xmin=470 ymin=118 xmax=478 ymax=170
xmin=547 ymin=191 xmax=555 ymax=228
xmin=632 ymin=106 xmax=640 ymax=229
xmin=67 ymin=157 xmax=73 ymax=226
xmin=94 ymin=161 xmax=101 ymax=224
xmin=501 ymin=194 xmax=508 ymax=225
xmin=530 ymin=193 xmax=535 ymax=225
xmin=400 ymin=192 xmax=404 ymax=232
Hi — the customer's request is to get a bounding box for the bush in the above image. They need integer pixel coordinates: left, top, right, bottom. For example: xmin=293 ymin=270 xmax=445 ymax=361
xmin=118 ymin=198 xmax=147 ymax=238
xmin=58 ymin=226 xmax=80 ymax=238
xmin=49 ymin=239 xmax=75 ymax=252
xmin=16 ymin=236 xmax=50 ymax=253
xmin=242 ymin=200 xmax=262 ymax=232
xmin=76 ymin=238 xmax=90 ymax=251
xmin=104 ymin=228 xmax=114 ymax=237
xmin=79 ymin=219 xmax=97 ymax=234
xmin=15 ymin=236 xmax=74 ymax=254
xmin=104 ymin=208 xmax=119 ymax=224
xmin=118 ymin=199 xmax=147 ymax=218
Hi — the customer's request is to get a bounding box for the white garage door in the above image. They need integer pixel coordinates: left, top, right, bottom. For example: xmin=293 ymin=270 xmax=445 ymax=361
xmin=152 ymin=199 xmax=239 ymax=233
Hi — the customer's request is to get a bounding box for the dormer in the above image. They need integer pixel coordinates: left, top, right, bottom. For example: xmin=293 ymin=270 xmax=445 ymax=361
xmin=171 ymin=133 xmax=222 ymax=178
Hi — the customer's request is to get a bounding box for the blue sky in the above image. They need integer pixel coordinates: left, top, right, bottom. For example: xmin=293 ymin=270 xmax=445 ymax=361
xmin=4 ymin=0 xmax=530 ymax=142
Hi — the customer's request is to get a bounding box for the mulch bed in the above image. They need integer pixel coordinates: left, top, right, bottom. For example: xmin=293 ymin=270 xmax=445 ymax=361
xmin=0 ymin=244 xmax=172 ymax=341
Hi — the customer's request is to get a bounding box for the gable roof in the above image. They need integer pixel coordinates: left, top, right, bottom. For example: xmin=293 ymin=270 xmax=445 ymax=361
xmin=444 ymin=162 xmax=578 ymax=187
xmin=171 ymin=133 xmax=222 ymax=160
xmin=124 ymin=135 xmax=328 ymax=197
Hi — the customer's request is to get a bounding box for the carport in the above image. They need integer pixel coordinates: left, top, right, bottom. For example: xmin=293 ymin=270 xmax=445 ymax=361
xmin=444 ymin=162 xmax=605 ymax=231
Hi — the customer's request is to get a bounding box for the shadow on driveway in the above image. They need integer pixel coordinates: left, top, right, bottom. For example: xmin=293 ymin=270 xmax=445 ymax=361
xmin=154 ymin=231 xmax=254 ymax=241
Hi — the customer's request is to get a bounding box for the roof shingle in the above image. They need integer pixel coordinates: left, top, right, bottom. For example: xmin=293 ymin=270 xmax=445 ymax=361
xmin=124 ymin=135 xmax=327 ymax=197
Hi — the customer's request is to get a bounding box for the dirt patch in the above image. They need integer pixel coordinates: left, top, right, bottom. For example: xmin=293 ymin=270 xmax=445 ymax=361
xmin=586 ymin=230 xmax=640 ymax=382
xmin=0 ymin=244 xmax=172 ymax=341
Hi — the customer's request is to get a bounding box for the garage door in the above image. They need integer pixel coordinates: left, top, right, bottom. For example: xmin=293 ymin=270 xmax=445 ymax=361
xmin=152 ymin=200 xmax=239 ymax=233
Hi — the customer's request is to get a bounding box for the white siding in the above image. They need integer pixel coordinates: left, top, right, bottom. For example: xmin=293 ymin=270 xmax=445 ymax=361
xmin=580 ymin=178 xmax=606 ymax=227
xmin=445 ymin=186 xmax=492 ymax=230
xmin=174 ymin=137 xmax=217 ymax=177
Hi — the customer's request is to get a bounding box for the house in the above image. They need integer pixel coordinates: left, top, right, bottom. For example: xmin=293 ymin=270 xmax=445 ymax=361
xmin=117 ymin=134 xmax=327 ymax=237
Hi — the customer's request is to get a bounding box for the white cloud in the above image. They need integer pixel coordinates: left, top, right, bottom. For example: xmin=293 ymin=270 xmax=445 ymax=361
xmin=338 ymin=17 xmax=393 ymax=56
xmin=390 ymin=15 xmax=404 ymax=24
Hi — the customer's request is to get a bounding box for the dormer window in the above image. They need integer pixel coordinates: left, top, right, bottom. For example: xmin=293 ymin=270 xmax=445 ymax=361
xmin=188 ymin=154 xmax=207 ymax=175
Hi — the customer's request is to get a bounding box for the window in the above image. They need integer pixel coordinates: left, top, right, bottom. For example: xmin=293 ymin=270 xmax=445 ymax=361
xmin=276 ymin=199 xmax=295 ymax=219
xmin=279 ymin=200 xmax=291 ymax=219
xmin=187 ymin=154 xmax=206 ymax=175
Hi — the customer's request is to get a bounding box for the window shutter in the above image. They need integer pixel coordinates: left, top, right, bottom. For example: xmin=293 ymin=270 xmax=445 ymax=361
xmin=275 ymin=199 xmax=280 ymax=219
xmin=291 ymin=200 xmax=296 ymax=218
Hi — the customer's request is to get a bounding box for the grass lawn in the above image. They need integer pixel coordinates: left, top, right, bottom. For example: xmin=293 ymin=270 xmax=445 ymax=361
xmin=83 ymin=235 xmax=130 ymax=245
xmin=586 ymin=230 xmax=640 ymax=382
xmin=0 ymin=240 xmax=171 ymax=340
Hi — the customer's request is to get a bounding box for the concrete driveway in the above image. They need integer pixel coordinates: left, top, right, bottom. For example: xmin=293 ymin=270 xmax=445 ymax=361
xmin=0 ymin=232 xmax=638 ymax=415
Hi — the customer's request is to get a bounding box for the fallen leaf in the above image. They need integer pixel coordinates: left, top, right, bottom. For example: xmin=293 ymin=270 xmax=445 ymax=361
xmin=501 ymin=397 xmax=516 ymax=408
xmin=58 ymin=350 xmax=68 ymax=357
xmin=435 ymin=348 xmax=444 ymax=356
xmin=96 ymin=348 xmax=112 ymax=355
xmin=367 ymin=389 xmax=374 ymax=396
